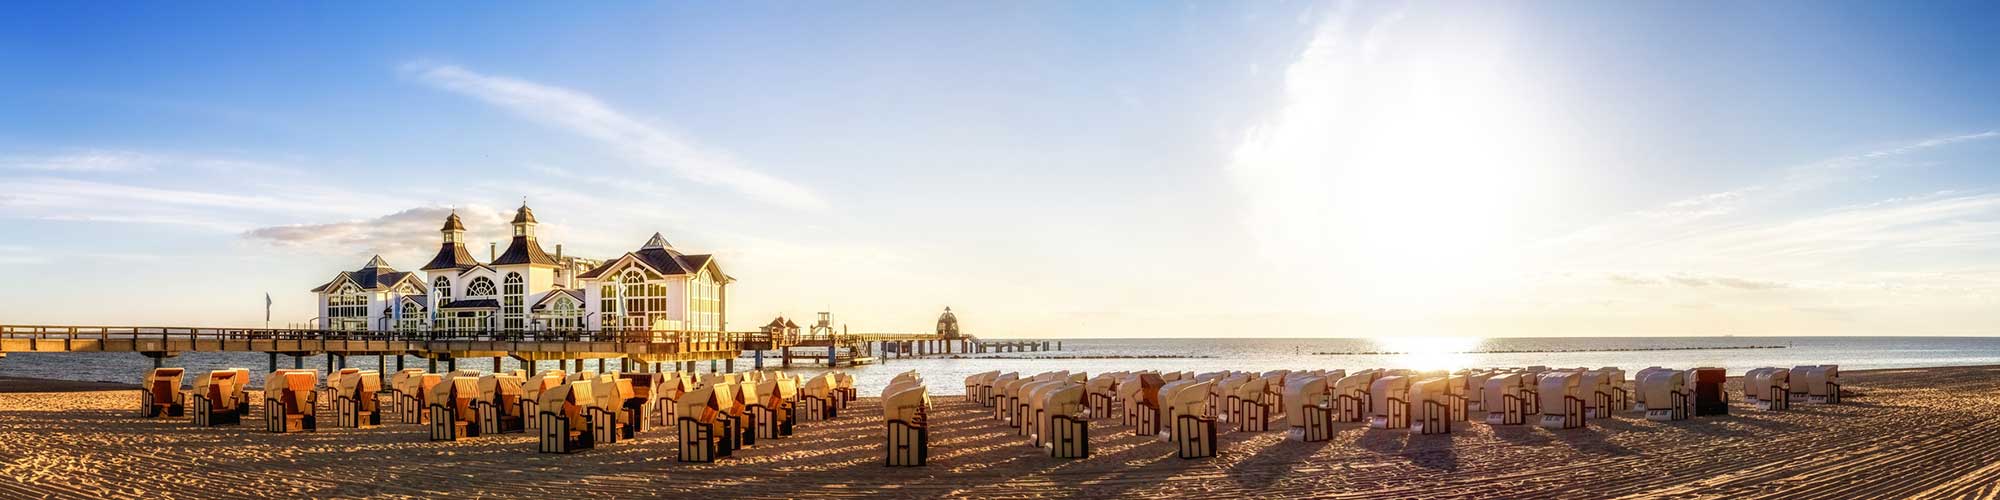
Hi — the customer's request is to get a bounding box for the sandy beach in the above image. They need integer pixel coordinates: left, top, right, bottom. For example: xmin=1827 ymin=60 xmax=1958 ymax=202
xmin=1 ymin=366 xmax=1997 ymax=499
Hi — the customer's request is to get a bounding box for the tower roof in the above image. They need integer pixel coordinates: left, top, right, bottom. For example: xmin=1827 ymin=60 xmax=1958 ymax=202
xmin=640 ymin=232 xmax=671 ymax=250
xmin=362 ymin=255 xmax=392 ymax=271
xmin=441 ymin=211 xmax=465 ymax=232
xmin=512 ymin=203 xmax=537 ymax=224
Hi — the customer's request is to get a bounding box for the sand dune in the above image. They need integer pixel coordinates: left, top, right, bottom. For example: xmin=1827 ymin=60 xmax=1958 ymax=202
xmin=1 ymin=366 xmax=1997 ymax=499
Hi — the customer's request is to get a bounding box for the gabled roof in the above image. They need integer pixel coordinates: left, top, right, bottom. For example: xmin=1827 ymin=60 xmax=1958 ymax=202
xmin=783 ymin=319 xmax=799 ymax=328
xmin=765 ymin=317 xmax=789 ymax=329
xmin=457 ymin=263 xmax=495 ymax=277
xmin=312 ymin=258 xmax=428 ymax=293
xmin=533 ymin=289 xmax=584 ymax=311
xmin=576 ymin=232 xmax=732 ymax=282
xmin=492 ymin=235 xmax=558 ymax=267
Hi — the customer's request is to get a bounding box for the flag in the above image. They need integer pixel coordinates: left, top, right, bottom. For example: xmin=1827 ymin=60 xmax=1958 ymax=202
xmin=265 ymin=293 xmax=272 ymax=322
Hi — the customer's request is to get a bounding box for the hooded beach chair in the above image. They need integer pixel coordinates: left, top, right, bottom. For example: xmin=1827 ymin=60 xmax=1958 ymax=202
xmin=1163 ymin=379 xmax=1217 ymax=458
xmin=884 ymin=384 xmax=930 ymax=466
xmin=591 ymin=375 xmax=638 ymax=443
xmin=1642 ymin=370 xmax=1690 ymax=421
xmin=1537 ymin=371 xmax=1584 ymax=429
xmin=1085 ymin=373 xmax=1119 ymax=419
xmin=1578 ymin=370 xmax=1613 ymax=419
xmin=140 ymin=367 xmax=186 ymax=418
xmin=1484 ymin=373 xmax=1526 ymax=425
xmin=1335 ymin=371 xmax=1376 ymax=423
xmin=264 ymin=370 xmax=318 ymax=433
xmin=1692 ymin=367 xmax=1728 ymax=416
xmin=1369 ymin=375 xmax=1411 ymax=430
xmin=1632 ymin=367 xmax=1669 ymax=411
xmin=1129 ymin=373 xmax=1165 ymax=436
xmin=386 ymin=369 xmax=424 ymax=422
xmin=1754 ymin=367 xmax=1790 ymax=411
xmin=537 ymin=381 xmax=596 ymax=454
xmin=985 ymin=372 xmax=1019 ymax=410
xmin=1284 ymin=374 xmax=1333 ymax=441
xmin=748 ymin=377 xmax=795 ymax=440
xmin=402 ymin=373 xmax=443 ymax=425
xmin=620 ymin=372 xmax=664 ymax=433
xmin=1234 ymin=375 xmax=1276 ymax=432
xmin=521 ymin=371 xmax=565 ymax=431
xmin=190 ymin=369 xmax=243 ymax=426
xmin=1017 ymin=380 xmax=1059 ymax=441
xmin=714 ymin=381 xmax=756 ymax=449
xmin=333 ymin=370 xmax=382 ymax=428
xmin=1799 ymin=365 xmax=1841 ymax=404
xmin=1044 ymin=383 xmax=1089 ymax=458
xmin=834 ymin=372 xmax=857 ymax=409
xmin=802 ymin=373 xmax=838 ymax=421
xmin=429 ymin=377 xmax=481 ymax=441
xmin=674 ymin=383 xmax=726 ymax=462
xmin=1411 ymin=377 xmax=1452 ymax=435
xmin=966 ymin=370 xmax=1000 ymax=404
xmin=475 ymin=374 xmax=526 ymax=434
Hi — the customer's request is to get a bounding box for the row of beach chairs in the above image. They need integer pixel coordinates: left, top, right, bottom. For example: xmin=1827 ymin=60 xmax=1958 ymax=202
xmin=957 ymin=364 xmax=1844 ymax=462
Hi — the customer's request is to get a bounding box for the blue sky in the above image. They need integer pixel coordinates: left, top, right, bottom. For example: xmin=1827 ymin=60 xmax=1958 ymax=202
xmin=4 ymin=2 xmax=2000 ymax=337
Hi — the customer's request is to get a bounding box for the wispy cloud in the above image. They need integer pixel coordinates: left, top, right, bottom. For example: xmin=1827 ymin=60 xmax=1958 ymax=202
xmin=0 ymin=150 xmax=159 ymax=173
xmin=404 ymin=62 xmax=826 ymax=210
xmin=243 ymin=205 xmax=514 ymax=261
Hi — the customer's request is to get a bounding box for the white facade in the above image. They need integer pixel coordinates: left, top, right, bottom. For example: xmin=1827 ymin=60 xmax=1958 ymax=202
xmin=311 ymin=205 xmax=724 ymax=333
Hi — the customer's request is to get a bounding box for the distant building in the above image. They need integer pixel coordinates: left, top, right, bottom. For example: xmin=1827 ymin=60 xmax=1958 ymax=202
xmin=310 ymin=203 xmax=726 ymax=333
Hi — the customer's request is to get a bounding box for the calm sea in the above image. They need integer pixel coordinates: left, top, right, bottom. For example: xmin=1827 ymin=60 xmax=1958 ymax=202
xmin=5 ymin=336 xmax=1998 ymax=396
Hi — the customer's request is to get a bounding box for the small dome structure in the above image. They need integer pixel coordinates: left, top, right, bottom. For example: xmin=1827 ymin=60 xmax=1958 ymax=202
xmin=936 ymin=307 xmax=960 ymax=339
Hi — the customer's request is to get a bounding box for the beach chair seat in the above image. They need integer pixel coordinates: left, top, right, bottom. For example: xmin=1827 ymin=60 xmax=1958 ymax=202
xmin=475 ymin=374 xmax=526 ymax=434
xmin=1128 ymin=374 xmax=1164 ymax=436
xmin=191 ymin=369 xmax=245 ymax=427
xmin=429 ymin=377 xmax=481 ymax=441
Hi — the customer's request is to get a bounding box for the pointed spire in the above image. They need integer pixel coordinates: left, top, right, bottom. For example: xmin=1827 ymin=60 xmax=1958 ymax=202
xmin=363 ymin=255 xmax=389 ymax=269
xmin=641 ymin=232 xmax=672 ymax=250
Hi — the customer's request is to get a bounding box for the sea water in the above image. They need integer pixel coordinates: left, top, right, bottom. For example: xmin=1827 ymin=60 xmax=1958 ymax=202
xmin=5 ymin=336 xmax=1998 ymax=396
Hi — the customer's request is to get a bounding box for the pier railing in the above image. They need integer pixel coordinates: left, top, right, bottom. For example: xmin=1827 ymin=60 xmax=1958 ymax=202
xmin=0 ymin=325 xmax=750 ymax=353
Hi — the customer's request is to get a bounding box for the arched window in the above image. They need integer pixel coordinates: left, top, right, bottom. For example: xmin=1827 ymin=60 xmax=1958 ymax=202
xmin=547 ymin=296 xmax=580 ymax=331
xmin=468 ymin=277 xmax=496 ymax=297
xmin=620 ymin=270 xmax=652 ymax=329
xmin=502 ymin=272 xmax=524 ymax=331
xmin=329 ymin=283 xmax=368 ymax=331
xmin=434 ymin=276 xmax=452 ymax=305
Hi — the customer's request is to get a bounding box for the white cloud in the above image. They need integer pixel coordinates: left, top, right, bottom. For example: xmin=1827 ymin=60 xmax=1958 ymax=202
xmin=0 ymin=150 xmax=158 ymax=173
xmin=404 ymin=62 xmax=827 ymax=211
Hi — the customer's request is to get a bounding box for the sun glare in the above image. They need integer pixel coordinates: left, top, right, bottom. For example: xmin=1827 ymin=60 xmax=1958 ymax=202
xmin=1373 ymin=336 xmax=1484 ymax=371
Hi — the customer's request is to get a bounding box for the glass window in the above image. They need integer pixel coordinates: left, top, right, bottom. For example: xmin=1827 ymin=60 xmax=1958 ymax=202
xmin=503 ymin=273 xmax=524 ymax=330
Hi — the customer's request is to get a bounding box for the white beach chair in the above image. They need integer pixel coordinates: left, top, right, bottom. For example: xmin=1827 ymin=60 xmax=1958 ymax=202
xmin=1085 ymin=373 xmax=1118 ymax=419
xmin=1284 ymin=374 xmax=1333 ymax=441
xmin=1537 ymin=371 xmax=1584 ymax=429
xmin=1484 ymin=373 xmax=1526 ymax=425
xmin=1411 ymin=377 xmax=1452 ymax=435
xmin=1369 ymin=375 xmax=1411 ymax=430
xmin=1335 ymin=371 xmax=1376 ymax=423
xmin=1642 ymin=370 xmax=1690 ymax=421
xmin=1163 ymin=379 xmax=1217 ymax=459
xmin=883 ymin=384 xmax=930 ymax=467
xmin=1754 ymin=367 xmax=1791 ymax=411
xmin=966 ymin=370 xmax=1000 ymax=405
xmin=1044 ymin=384 xmax=1089 ymax=458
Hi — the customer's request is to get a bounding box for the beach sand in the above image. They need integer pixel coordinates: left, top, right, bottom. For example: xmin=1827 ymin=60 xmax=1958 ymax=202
xmin=1 ymin=366 xmax=1997 ymax=499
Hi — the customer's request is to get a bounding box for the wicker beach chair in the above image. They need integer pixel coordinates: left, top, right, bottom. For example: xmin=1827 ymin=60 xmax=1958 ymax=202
xmin=332 ymin=369 xmax=382 ymax=428
xmin=140 ymin=368 xmax=186 ymax=418
xmin=537 ymin=382 xmax=596 ymax=454
xmin=1284 ymin=373 xmax=1333 ymax=441
xmin=1410 ymin=377 xmax=1452 ymax=434
xmin=1484 ymin=372 xmax=1526 ymax=425
xmin=1642 ymin=370 xmax=1690 ymax=421
xmin=1536 ymin=371 xmax=1584 ymax=429
xmin=1163 ymin=379 xmax=1216 ymax=458
xmin=1044 ymin=383 xmax=1089 ymax=458
xmin=884 ymin=384 xmax=930 ymax=467
xmin=264 ymin=370 xmax=318 ymax=433
xmin=1369 ymin=375 xmax=1411 ymax=430
xmin=474 ymin=374 xmax=525 ymax=434
xmin=190 ymin=369 xmax=244 ymax=426
xmin=1753 ymin=367 xmax=1791 ymax=411
xmin=429 ymin=377 xmax=480 ymax=441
